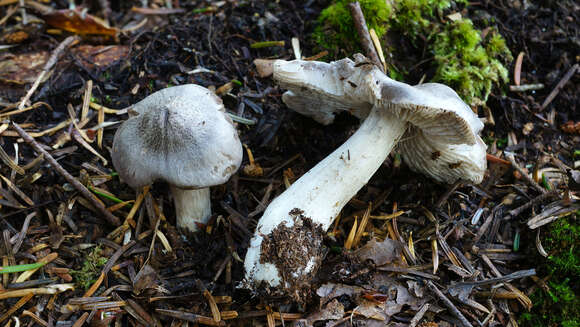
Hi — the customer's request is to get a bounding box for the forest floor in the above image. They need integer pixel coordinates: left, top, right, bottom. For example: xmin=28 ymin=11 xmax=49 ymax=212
xmin=0 ymin=1 xmax=578 ymax=326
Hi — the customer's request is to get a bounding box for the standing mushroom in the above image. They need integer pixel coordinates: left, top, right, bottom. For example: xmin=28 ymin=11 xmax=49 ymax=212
xmin=244 ymin=54 xmax=486 ymax=296
xmin=112 ymin=84 xmax=243 ymax=232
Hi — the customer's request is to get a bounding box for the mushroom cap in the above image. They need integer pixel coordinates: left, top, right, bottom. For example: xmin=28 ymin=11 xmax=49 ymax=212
xmin=274 ymin=55 xmax=478 ymax=145
xmin=274 ymin=54 xmax=487 ymax=183
xmin=274 ymin=58 xmax=371 ymax=125
xmin=112 ymin=84 xmax=243 ymax=189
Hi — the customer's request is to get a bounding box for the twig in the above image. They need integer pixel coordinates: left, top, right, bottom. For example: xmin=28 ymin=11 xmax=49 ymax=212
xmin=435 ymin=180 xmax=462 ymax=208
xmin=409 ymin=303 xmax=429 ymax=327
xmin=425 ymin=281 xmax=473 ymax=327
xmin=18 ymin=0 xmax=27 ymax=24
xmin=509 ymin=84 xmax=544 ymax=92
xmin=540 ymin=63 xmax=578 ymax=111
xmin=18 ymin=36 xmax=80 ymax=109
xmin=348 ymin=2 xmax=384 ymax=72
xmin=506 ymin=190 xmax=559 ymax=218
xmin=11 ymin=122 xmax=121 ymax=226
xmin=506 ymin=154 xmax=547 ymax=194
xmin=156 ymin=309 xmax=225 ymax=326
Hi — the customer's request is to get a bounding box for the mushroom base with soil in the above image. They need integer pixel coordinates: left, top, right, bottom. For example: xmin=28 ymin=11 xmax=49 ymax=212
xmin=243 ymin=105 xmax=407 ymax=298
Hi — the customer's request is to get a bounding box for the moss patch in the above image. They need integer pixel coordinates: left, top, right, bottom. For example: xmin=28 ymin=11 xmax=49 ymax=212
xmin=519 ymin=216 xmax=580 ymax=327
xmin=313 ymin=0 xmax=512 ymax=105
xmin=70 ymin=246 xmax=108 ymax=290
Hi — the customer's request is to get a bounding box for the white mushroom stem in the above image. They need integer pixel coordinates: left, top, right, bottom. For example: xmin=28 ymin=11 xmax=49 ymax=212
xmin=170 ymin=186 xmax=211 ymax=232
xmin=244 ymin=105 xmax=406 ymax=287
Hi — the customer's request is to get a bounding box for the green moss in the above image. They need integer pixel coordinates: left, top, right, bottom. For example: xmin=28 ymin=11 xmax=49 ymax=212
xmin=313 ymin=0 xmax=511 ymax=105
xmin=70 ymin=246 xmax=108 ymax=290
xmin=520 ymin=216 xmax=580 ymax=327
xmin=314 ymin=0 xmax=391 ymax=55
xmin=433 ymin=20 xmax=511 ymax=104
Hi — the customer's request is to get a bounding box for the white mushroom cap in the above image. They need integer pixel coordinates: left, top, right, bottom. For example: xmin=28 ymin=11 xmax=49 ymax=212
xmin=274 ymin=54 xmax=486 ymax=184
xmin=397 ymin=83 xmax=486 ymax=183
xmin=112 ymin=84 xmax=243 ymax=190
xmin=274 ymin=58 xmax=371 ymax=124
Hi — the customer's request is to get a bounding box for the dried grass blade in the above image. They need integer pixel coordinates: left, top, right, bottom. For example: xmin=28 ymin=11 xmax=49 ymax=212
xmin=71 ymin=312 xmax=89 ymax=327
xmin=21 ymin=310 xmax=48 ymax=326
xmin=97 ymin=100 xmax=105 ymax=148
xmin=0 ymin=292 xmax=33 ymax=323
xmin=197 ymin=279 xmax=221 ymax=322
xmin=0 ymin=284 xmax=74 ymax=300
xmin=126 ymin=299 xmax=152 ymax=325
xmin=535 ymin=228 xmax=548 ymax=257
xmin=0 ymin=174 xmax=33 ymax=205
xmin=369 ymin=28 xmax=386 ymax=71
xmin=89 ymin=101 xmax=125 ymax=115
xmin=431 ymin=239 xmax=439 ymax=274
xmin=514 ymin=52 xmax=524 ymax=86
xmin=221 ymin=311 xmax=238 ymax=320
xmin=155 ymin=309 xmax=225 ymax=326
xmin=12 ymin=212 xmax=36 ymax=253
xmin=0 ymin=144 xmax=24 ymax=175
xmin=344 ymin=216 xmax=358 ymax=250
xmin=67 ymin=104 xmax=92 ymax=143
xmin=155 ymin=230 xmax=173 ymax=253
xmin=353 ymin=202 xmax=371 ymax=248
xmin=83 ymin=271 xmax=105 ymax=297
xmin=72 ymin=129 xmax=107 ymax=165
xmin=15 ymin=252 xmax=57 ymax=283
xmin=0 ymin=102 xmax=52 ymax=119
xmin=81 ymin=80 xmax=93 ymax=120
xmin=265 ymin=305 xmax=275 ymax=327
xmin=370 ymin=210 xmax=405 ymax=220
xmin=480 ymin=254 xmax=532 ymax=309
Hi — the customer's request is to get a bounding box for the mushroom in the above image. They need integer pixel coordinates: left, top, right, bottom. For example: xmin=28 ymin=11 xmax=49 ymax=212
xmin=112 ymin=84 xmax=243 ymax=232
xmin=243 ymin=54 xmax=486 ymax=295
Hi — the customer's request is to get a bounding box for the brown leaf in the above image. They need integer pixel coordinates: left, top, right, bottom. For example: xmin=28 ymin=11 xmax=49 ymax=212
xmin=43 ymin=9 xmax=118 ymax=36
xmin=354 ymin=238 xmax=403 ymax=266
xmin=71 ymin=45 xmax=129 ymax=71
xmin=133 ymin=264 xmax=161 ymax=295
xmin=304 ymin=299 xmax=344 ymax=326
xmin=0 ymin=52 xmax=49 ymax=85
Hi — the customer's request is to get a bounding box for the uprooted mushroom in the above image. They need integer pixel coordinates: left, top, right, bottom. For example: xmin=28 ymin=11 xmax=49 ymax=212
xmin=112 ymin=84 xmax=243 ymax=233
xmin=244 ymin=54 xmax=487 ymax=297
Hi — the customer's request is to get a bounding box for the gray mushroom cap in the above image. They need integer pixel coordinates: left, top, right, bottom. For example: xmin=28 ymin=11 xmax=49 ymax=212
xmin=112 ymin=84 xmax=243 ymax=189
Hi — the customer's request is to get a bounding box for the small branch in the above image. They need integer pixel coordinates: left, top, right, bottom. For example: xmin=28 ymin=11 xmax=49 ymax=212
xmin=18 ymin=36 xmax=80 ymax=109
xmin=425 ymin=281 xmax=473 ymax=327
xmin=348 ymin=2 xmax=384 ymax=72
xmin=509 ymin=84 xmax=544 ymax=92
xmin=540 ymin=63 xmax=578 ymax=111
xmin=409 ymin=303 xmax=430 ymax=327
xmin=506 ymin=190 xmax=559 ymax=218
xmin=11 ymin=122 xmax=121 ymax=226
xmin=506 ymin=154 xmax=547 ymax=194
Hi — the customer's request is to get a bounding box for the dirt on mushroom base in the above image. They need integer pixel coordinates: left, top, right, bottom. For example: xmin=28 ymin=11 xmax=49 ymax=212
xmin=259 ymin=208 xmax=325 ymax=304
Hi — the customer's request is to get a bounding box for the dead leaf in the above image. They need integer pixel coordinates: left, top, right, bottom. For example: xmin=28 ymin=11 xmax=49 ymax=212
xmin=304 ymin=299 xmax=344 ymax=326
xmin=43 ymin=8 xmax=118 ymax=36
xmin=71 ymin=45 xmax=129 ymax=71
xmin=354 ymin=238 xmax=403 ymax=266
xmin=0 ymin=52 xmax=49 ymax=85
xmin=317 ymin=283 xmax=364 ymax=301
xmin=522 ymin=122 xmax=534 ymax=135
xmin=133 ymin=264 xmax=162 ymax=295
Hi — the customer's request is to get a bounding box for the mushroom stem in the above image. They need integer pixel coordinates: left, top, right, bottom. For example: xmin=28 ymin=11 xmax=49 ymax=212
xmin=170 ymin=186 xmax=211 ymax=232
xmin=244 ymin=105 xmax=406 ymax=288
